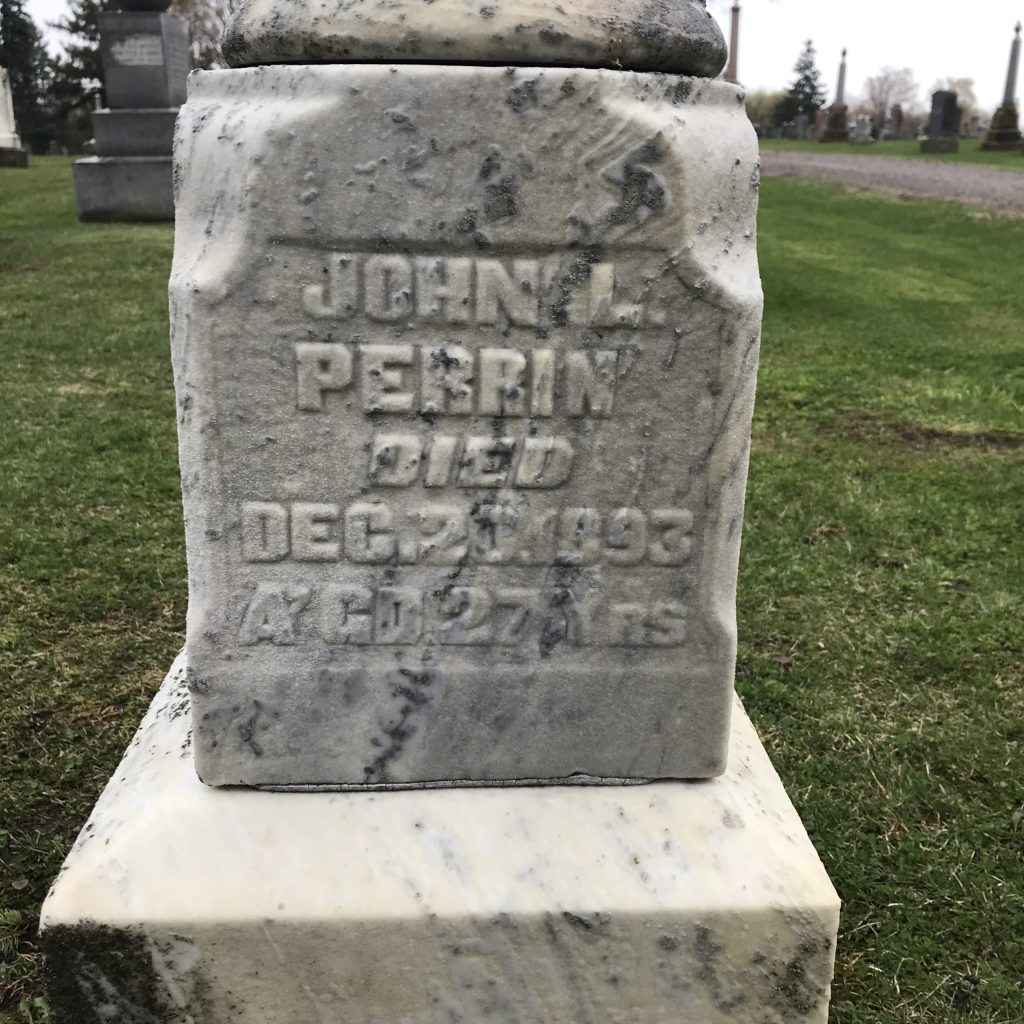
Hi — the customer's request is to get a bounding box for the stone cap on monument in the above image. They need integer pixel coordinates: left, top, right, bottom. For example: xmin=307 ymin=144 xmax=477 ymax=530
xmin=222 ymin=0 xmax=727 ymax=77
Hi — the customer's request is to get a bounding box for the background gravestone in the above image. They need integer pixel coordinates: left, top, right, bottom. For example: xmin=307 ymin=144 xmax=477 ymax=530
xmin=71 ymin=0 xmax=188 ymax=220
xmin=41 ymin=2 xmax=840 ymax=1020
xmin=821 ymin=48 xmax=850 ymax=143
xmin=921 ymin=90 xmax=961 ymax=153
xmin=983 ymin=22 xmax=1022 ymax=151
xmin=0 ymin=66 xmax=28 ymax=167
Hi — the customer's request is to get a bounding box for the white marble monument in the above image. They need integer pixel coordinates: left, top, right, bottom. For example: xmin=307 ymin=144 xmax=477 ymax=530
xmin=0 ymin=67 xmax=19 ymax=146
xmin=41 ymin=0 xmax=840 ymax=1019
xmin=171 ymin=63 xmax=762 ymax=789
xmin=0 ymin=66 xmax=27 ymax=166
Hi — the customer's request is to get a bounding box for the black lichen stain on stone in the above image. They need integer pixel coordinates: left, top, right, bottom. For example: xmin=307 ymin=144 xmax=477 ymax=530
xmin=764 ymin=937 xmax=831 ymax=1020
xmin=537 ymin=568 xmax=586 ymax=658
xmin=598 ymin=136 xmax=668 ymax=232
xmin=547 ymin=246 xmax=603 ymax=327
xmin=540 ymin=27 xmax=570 ymax=45
xmin=506 ymin=79 xmax=538 ymax=113
xmin=43 ymin=924 xmax=213 ymax=1024
xmin=664 ymin=77 xmax=694 ymax=105
xmin=238 ymin=698 xmax=275 ymax=757
xmin=657 ymin=934 xmax=679 ymax=952
xmin=477 ymin=148 xmax=519 ymax=223
xmin=362 ymin=656 xmax=440 ymax=784
xmin=692 ymin=924 xmax=748 ymax=1014
xmin=562 ymin=911 xmax=595 ymax=932
xmin=185 ymin=666 xmax=209 ymax=695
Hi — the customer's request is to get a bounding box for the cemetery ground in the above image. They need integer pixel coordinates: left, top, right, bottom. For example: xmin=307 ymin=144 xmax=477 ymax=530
xmin=760 ymin=137 xmax=1024 ymax=170
xmin=1 ymin=157 xmax=1022 ymax=1024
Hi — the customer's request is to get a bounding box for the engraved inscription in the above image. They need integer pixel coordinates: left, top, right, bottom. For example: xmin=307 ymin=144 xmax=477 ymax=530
xmin=301 ymin=253 xmax=658 ymax=328
xmin=227 ymin=244 xmax=704 ymax=659
xmin=237 ymin=583 xmax=688 ymax=648
xmin=109 ymin=34 xmax=164 ymax=67
xmin=295 ymin=343 xmax=617 ymax=418
xmin=240 ymin=501 xmax=693 ymax=567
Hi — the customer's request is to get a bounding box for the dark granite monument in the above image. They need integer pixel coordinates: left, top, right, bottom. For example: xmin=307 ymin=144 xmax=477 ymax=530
xmin=921 ymin=90 xmax=961 ymax=153
xmin=72 ymin=0 xmax=189 ymax=220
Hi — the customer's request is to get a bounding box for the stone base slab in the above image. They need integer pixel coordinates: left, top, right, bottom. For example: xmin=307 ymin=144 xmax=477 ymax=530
xmin=0 ymin=146 xmax=28 ymax=167
xmin=920 ymin=137 xmax=960 ymax=154
xmin=72 ymin=155 xmax=173 ymax=221
xmin=41 ymin=653 xmax=839 ymax=1023
xmin=92 ymin=107 xmax=178 ymax=156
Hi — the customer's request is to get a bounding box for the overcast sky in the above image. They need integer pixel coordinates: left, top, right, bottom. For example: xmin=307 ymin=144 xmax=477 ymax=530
xmin=706 ymin=0 xmax=1020 ymax=110
xmin=22 ymin=0 xmax=1023 ymax=111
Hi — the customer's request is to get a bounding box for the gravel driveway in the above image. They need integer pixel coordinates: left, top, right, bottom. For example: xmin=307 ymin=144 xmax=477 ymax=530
xmin=761 ymin=151 xmax=1024 ymax=212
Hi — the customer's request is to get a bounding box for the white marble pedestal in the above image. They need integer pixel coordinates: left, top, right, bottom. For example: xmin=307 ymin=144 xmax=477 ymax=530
xmin=41 ymin=653 xmax=840 ymax=1023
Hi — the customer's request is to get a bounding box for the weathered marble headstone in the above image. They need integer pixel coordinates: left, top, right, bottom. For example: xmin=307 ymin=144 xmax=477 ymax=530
xmin=0 ymin=66 xmax=28 ymax=167
xmin=821 ymin=48 xmax=850 ymax=143
xmin=72 ymin=0 xmax=188 ymax=219
xmin=41 ymin=1 xmax=840 ymax=1020
xmin=851 ymin=115 xmax=874 ymax=144
xmin=983 ymin=22 xmax=1023 ymax=151
xmin=921 ymin=90 xmax=961 ymax=153
xmin=171 ymin=73 xmax=763 ymax=790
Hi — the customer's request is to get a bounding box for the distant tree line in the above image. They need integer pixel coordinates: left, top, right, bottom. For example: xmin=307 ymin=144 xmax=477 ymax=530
xmin=744 ymin=39 xmax=981 ymax=140
xmin=0 ymin=0 xmax=229 ymax=153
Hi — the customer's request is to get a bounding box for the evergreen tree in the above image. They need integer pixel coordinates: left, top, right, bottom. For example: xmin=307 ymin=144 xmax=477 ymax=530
xmin=50 ymin=0 xmax=115 ymax=116
xmin=774 ymin=40 xmax=827 ymax=125
xmin=0 ymin=0 xmax=54 ymax=151
xmin=171 ymin=0 xmax=232 ymax=69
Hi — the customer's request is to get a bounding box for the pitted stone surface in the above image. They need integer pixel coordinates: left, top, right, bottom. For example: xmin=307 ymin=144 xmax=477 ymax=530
xmin=171 ymin=64 xmax=762 ymax=788
xmin=41 ymin=654 xmax=840 ymax=1024
xmin=223 ymin=0 xmax=727 ymax=76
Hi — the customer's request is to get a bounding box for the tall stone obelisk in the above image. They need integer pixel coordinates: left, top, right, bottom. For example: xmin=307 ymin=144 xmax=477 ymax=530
xmin=983 ymin=22 xmax=1022 ymax=150
xmin=822 ymin=47 xmax=850 ymax=142
xmin=725 ymin=2 xmax=740 ymax=84
xmin=41 ymin=0 xmax=841 ymax=1019
xmin=0 ymin=66 xmax=28 ymax=167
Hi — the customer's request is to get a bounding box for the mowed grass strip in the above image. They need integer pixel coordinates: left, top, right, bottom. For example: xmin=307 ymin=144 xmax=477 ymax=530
xmin=761 ymin=136 xmax=1024 ymax=171
xmin=0 ymin=158 xmax=185 ymax=1022
xmin=1 ymin=160 xmax=1023 ymax=1024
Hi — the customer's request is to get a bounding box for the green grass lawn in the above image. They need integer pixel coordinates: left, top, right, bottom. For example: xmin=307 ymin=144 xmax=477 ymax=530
xmin=761 ymin=136 xmax=1024 ymax=171
xmin=2 ymin=158 xmax=1023 ymax=1024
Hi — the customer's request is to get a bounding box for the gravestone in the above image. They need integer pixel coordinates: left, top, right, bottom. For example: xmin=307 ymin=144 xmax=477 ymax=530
xmin=0 ymin=66 xmax=28 ymax=167
xmin=983 ymin=22 xmax=1023 ymax=150
xmin=851 ymin=116 xmax=874 ymax=144
xmin=921 ymin=90 xmax=961 ymax=153
xmin=72 ymin=0 xmax=188 ymax=220
xmin=821 ymin=48 xmax=850 ymax=143
xmin=891 ymin=103 xmax=905 ymax=139
xmin=41 ymin=0 xmax=841 ymax=1019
